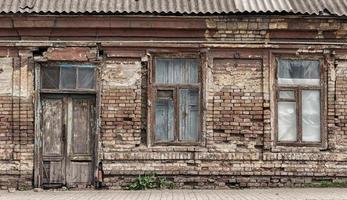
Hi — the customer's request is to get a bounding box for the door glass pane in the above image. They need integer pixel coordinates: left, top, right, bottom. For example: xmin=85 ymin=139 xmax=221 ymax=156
xmin=155 ymin=58 xmax=198 ymax=84
xmin=179 ymin=89 xmax=199 ymax=142
xmin=61 ymin=67 xmax=76 ymax=89
xmin=278 ymin=59 xmax=320 ymax=85
xmin=278 ymin=102 xmax=297 ymax=142
xmin=279 ymin=91 xmax=295 ymax=100
xmin=302 ymin=90 xmax=321 ymax=142
xmin=42 ymin=67 xmax=60 ymax=89
xmin=78 ymin=68 xmax=95 ymax=89
xmin=155 ymin=90 xmax=175 ymax=142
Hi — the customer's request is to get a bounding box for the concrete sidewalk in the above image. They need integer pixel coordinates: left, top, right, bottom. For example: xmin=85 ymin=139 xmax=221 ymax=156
xmin=0 ymin=188 xmax=346 ymax=200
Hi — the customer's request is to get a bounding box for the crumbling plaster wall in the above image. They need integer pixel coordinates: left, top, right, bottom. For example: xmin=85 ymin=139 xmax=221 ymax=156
xmin=0 ymin=52 xmax=34 ymax=189
xmin=100 ymin=16 xmax=347 ymax=189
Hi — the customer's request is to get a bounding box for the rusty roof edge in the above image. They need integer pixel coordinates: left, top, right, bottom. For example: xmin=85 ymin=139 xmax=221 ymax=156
xmin=0 ymin=0 xmax=346 ymax=17
xmin=0 ymin=11 xmax=345 ymax=18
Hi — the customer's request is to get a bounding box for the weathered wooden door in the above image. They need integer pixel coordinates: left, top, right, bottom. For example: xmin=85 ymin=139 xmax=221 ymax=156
xmin=41 ymin=94 xmax=95 ymax=188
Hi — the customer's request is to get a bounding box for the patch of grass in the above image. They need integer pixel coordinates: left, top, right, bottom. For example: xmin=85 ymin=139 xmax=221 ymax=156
xmin=305 ymin=180 xmax=347 ymax=188
xmin=157 ymin=176 xmax=175 ymax=189
xmin=127 ymin=174 xmax=175 ymax=190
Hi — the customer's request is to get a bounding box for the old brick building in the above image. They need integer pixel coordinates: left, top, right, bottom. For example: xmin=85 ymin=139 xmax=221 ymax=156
xmin=0 ymin=0 xmax=347 ymax=189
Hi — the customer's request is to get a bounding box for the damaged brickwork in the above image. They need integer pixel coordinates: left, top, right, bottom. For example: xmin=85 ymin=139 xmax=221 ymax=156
xmin=0 ymin=52 xmax=34 ymax=189
xmin=0 ymin=15 xmax=346 ymax=189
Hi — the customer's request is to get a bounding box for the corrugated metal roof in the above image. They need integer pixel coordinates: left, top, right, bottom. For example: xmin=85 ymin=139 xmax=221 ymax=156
xmin=0 ymin=0 xmax=346 ymax=16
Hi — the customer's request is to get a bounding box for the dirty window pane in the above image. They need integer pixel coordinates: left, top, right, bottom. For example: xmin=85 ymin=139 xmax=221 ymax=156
xmin=42 ymin=67 xmax=60 ymax=89
xmin=155 ymin=90 xmax=175 ymax=142
xmin=278 ymin=59 xmax=320 ymax=85
xmin=61 ymin=67 xmax=76 ymax=89
xmin=78 ymin=68 xmax=95 ymax=89
xmin=279 ymin=91 xmax=295 ymax=100
xmin=179 ymin=89 xmax=199 ymax=142
xmin=278 ymin=102 xmax=297 ymax=142
xmin=302 ymin=90 xmax=321 ymax=142
xmin=155 ymin=58 xmax=198 ymax=84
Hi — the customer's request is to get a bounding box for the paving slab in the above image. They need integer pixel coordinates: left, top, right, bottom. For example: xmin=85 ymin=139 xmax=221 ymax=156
xmin=0 ymin=188 xmax=346 ymax=200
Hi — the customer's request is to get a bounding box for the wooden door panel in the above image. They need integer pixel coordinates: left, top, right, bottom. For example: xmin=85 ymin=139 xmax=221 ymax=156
xmin=42 ymin=98 xmax=64 ymax=156
xmin=66 ymin=95 xmax=95 ymax=187
xmin=70 ymin=162 xmax=93 ymax=184
xmin=41 ymin=96 xmax=65 ymax=186
xmin=72 ymin=98 xmax=91 ymax=155
xmin=42 ymin=161 xmax=64 ymax=184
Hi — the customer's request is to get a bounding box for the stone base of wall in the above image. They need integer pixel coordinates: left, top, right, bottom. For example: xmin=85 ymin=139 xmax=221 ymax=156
xmin=2 ymin=174 xmax=347 ymax=190
xmin=103 ymin=175 xmax=347 ymax=189
xmin=0 ymin=174 xmax=32 ymax=190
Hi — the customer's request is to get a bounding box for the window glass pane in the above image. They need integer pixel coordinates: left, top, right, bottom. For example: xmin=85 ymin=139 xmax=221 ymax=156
xmin=279 ymin=91 xmax=295 ymax=100
xmin=155 ymin=58 xmax=198 ymax=84
xmin=179 ymin=89 xmax=199 ymax=142
xmin=278 ymin=102 xmax=297 ymax=142
xmin=302 ymin=90 xmax=321 ymax=142
xmin=278 ymin=59 xmax=320 ymax=85
xmin=155 ymin=90 xmax=175 ymax=142
xmin=78 ymin=68 xmax=95 ymax=89
xmin=61 ymin=67 xmax=76 ymax=89
xmin=41 ymin=67 xmax=60 ymax=89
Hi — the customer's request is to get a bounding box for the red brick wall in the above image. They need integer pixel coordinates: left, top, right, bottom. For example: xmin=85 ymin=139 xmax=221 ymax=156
xmin=209 ymin=58 xmax=264 ymax=149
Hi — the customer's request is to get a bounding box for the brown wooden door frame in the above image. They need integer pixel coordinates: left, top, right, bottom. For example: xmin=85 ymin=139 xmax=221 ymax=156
xmin=36 ymin=94 xmax=96 ymax=188
xmin=34 ymin=62 xmax=101 ymax=188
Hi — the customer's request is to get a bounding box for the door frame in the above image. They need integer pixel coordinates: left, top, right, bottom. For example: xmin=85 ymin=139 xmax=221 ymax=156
xmin=34 ymin=62 xmax=101 ymax=188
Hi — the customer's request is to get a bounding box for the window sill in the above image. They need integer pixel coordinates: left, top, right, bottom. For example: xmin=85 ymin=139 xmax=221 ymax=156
xmin=271 ymin=141 xmax=328 ymax=153
xmin=152 ymin=141 xmax=202 ymax=147
xmin=275 ymin=141 xmax=323 ymax=147
xmin=147 ymin=145 xmax=208 ymax=152
xmin=40 ymin=89 xmax=96 ymax=94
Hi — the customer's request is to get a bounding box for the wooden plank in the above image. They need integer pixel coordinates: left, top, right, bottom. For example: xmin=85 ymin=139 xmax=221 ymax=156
xmin=34 ymin=63 xmax=41 ymax=188
xmin=70 ymin=162 xmax=92 ymax=184
xmin=49 ymin=161 xmax=64 ymax=183
xmin=41 ymin=96 xmax=65 ymax=186
xmin=66 ymin=95 xmax=95 ymax=187
xmin=42 ymin=98 xmax=63 ymax=156
xmin=72 ymin=98 xmax=91 ymax=154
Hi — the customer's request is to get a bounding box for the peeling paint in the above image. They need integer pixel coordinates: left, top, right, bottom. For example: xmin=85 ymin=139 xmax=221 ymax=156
xmin=213 ymin=59 xmax=262 ymax=91
xmin=206 ymin=19 xmax=217 ymax=29
xmin=0 ymin=57 xmax=12 ymax=95
xmin=102 ymin=60 xmax=141 ymax=88
xmin=336 ymin=60 xmax=347 ymax=76
xmin=44 ymin=47 xmax=95 ymax=61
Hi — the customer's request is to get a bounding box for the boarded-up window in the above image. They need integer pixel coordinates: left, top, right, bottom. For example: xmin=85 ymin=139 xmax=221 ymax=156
xmin=276 ymin=59 xmax=322 ymax=144
xmin=41 ymin=63 xmax=96 ymax=90
xmin=153 ymin=58 xmax=200 ymax=143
